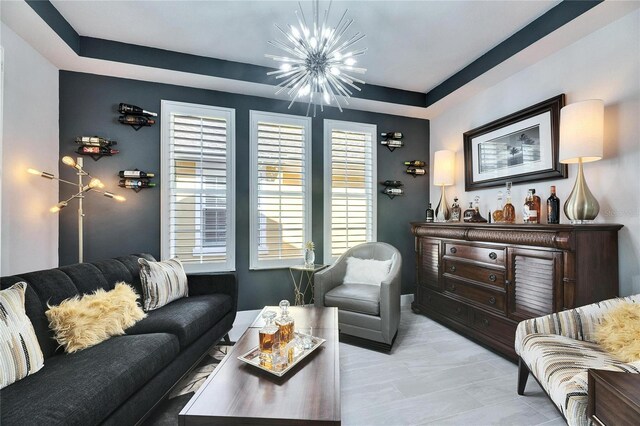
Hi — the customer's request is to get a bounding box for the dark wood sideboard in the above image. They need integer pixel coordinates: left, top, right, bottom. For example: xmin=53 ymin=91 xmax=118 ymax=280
xmin=411 ymin=222 xmax=623 ymax=359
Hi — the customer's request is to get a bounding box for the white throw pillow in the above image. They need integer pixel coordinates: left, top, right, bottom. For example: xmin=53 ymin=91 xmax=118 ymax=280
xmin=343 ymin=257 xmax=393 ymax=286
xmin=0 ymin=282 xmax=45 ymax=389
xmin=138 ymin=258 xmax=189 ymax=311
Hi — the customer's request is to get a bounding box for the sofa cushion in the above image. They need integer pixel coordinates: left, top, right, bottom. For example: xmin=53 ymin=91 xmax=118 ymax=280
xmin=58 ymin=263 xmax=112 ymax=294
xmin=343 ymin=257 xmax=393 ymax=286
xmin=519 ymin=333 xmax=640 ymax=426
xmin=324 ymin=284 xmax=380 ymax=315
xmin=0 ymin=333 xmax=179 ymax=426
xmin=126 ymin=294 xmax=233 ymax=348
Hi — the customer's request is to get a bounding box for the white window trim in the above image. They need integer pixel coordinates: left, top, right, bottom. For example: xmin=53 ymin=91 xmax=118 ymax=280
xmin=160 ymin=100 xmax=236 ymax=273
xmin=249 ymin=110 xmax=312 ymax=270
xmin=323 ymin=119 xmax=377 ymax=264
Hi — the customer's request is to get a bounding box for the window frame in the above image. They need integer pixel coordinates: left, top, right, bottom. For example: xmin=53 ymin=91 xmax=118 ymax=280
xmin=249 ymin=110 xmax=312 ymax=270
xmin=160 ymin=100 xmax=236 ymax=273
xmin=323 ymin=119 xmax=377 ymax=264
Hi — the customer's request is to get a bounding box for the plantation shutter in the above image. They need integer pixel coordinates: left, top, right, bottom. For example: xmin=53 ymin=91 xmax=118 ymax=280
xmin=250 ymin=112 xmax=311 ymax=269
xmin=162 ymin=101 xmax=235 ymax=272
xmin=324 ymin=121 xmax=376 ymax=261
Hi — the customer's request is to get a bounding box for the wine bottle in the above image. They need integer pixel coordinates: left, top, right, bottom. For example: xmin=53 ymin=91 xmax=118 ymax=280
xmin=380 ymin=132 xmax=403 ymax=140
xmin=547 ymin=185 xmax=560 ymax=224
xmin=406 ymin=168 xmax=426 ymax=176
xmin=118 ymin=103 xmax=157 ymax=117
xmin=403 ymin=160 xmax=425 ymax=167
xmin=78 ymin=146 xmax=119 ymax=155
xmin=426 ymin=203 xmax=434 ymax=222
xmin=75 ymin=136 xmax=117 ymax=147
xmin=119 ymin=179 xmax=156 ymax=188
xmin=382 ymin=187 xmax=403 ymax=195
xmin=118 ymin=115 xmax=156 ymax=126
xmin=523 ymin=190 xmax=538 ymax=223
xmin=118 ymin=170 xmax=155 ymax=178
xmin=381 ymin=180 xmax=402 ymax=187
xmin=380 ymin=139 xmax=404 ymax=148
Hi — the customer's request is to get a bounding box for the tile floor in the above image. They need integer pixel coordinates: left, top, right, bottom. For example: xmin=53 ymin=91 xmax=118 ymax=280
xmin=229 ymin=305 xmax=565 ymax=426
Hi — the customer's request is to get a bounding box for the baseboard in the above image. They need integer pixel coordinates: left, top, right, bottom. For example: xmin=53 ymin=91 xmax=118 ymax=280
xmin=401 ymin=293 xmax=414 ymax=306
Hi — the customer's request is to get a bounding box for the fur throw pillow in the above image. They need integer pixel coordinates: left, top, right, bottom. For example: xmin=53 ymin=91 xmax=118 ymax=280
xmin=595 ymin=301 xmax=640 ymax=362
xmin=45 ymin=282 xmax=146 ymax=353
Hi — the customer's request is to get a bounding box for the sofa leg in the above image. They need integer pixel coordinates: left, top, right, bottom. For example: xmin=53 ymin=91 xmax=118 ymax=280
xmin=518 ymin=357 xmax=529 ymax=395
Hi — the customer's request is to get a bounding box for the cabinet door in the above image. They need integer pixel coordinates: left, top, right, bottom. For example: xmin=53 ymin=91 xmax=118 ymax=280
xmin=417 ymin=237 xmax=442 ymax=291
xmin=506 ymin=247 xmax=563 ymax=322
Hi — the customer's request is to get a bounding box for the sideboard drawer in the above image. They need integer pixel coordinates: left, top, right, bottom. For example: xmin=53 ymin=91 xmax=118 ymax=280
xmin=443 ymin=259 xmax=506 ymax=289
xmin=445 ymin=243 xmax=505 ymax=266
xmin=444 ymin=278 xmax=506 ymax=314
xmin=470 ymin=310 xmax=515 ymax=346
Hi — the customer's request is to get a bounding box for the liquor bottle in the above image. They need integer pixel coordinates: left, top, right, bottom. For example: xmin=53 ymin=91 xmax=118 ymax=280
xmin=383 ymin=187 xmax=404 ymax=196
xmin=381 ymin=180 xmax=402 ymax=187
xmin=463 ymin=202 xmax=475 ymax=222
xmin=426 ymin=203 xmax=434 ymax=222
xmin=492 ymin=191 xmax=504 ymax=223
xmin=450 ymin=197 xmax=462 ymax=222
xmin=381 ymin=139 xmax=404 ymax=148
xmin=531 ymin=189 xmax=542 ymax=222
xmin=523 ymin=190 xmax=538 ymax=223
xmin=547 ymin=185 xmax=560 ymax=224
xmin=406 ymin=167 xmax=426 ymax=176
xmin=502 ymin=182 xmax=516 ymax=223
xmin=381 ymin=132 xmax=403 ymax=139
xmin=275 ymin=300 xmax=294 ymax=344
xmin=258 ymin=310 xmax=279 ymax=368
xmin=119 ymin=179 xmax=156 ymax=188
xmin=75 ymin=136 xmax=117 ymax=147
xmin=403 ymin=160 xmax=425 ymax=167
xmin=468 ymin=196 xmax=488 ymax=223
xmin=78 ymin=146 xmax=119 ymax=155
xmin=118 ymin=115 xmax=156 ymax=126
xmin=118 ymin=103 xmax=157 ymax=117
xmin=118 ymin=170 xmax=155 ymax=178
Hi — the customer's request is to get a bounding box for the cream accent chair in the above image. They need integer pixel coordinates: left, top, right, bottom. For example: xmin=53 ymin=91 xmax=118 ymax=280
xmin=314 ymin=242 xmax=401 ymax=350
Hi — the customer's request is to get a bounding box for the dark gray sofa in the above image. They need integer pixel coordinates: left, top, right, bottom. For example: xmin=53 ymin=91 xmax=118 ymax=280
xmin=0 ymin=254 xmax=237 ymax=425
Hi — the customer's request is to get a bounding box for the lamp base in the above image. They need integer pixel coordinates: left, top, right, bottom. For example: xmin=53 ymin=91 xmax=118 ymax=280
xmin=435 ymin=185 xmax=450 ymax=222
xmin=564 ymin=158 xmax=599 ymax=223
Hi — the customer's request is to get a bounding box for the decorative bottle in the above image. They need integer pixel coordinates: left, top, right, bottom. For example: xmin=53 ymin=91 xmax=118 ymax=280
xmin=119 ymin=179 xmax=156 ymax=188
xmin=258 ymin=310 xmax=279 ymax=368
xmin=523 ymin=190 xmax=538 ymax=223
xmin=78 ymin=146 xmax=119 ymax=155
xmin=450 ymin=197 xmax=462 ymax=222
xmin=118 ymin=115 xmax=156 ymax=126
xmin=463 ymin=202 xmax=475 ymax=222
xmin=531 ymin=189 xmax=541 ymax=222
xmin=426 ymin=203 xmax=434 ymax=222
xmin=492 ymin=191 xmax=504 ymax=223
xmin=119 ymin=170 xmax=155 ymax=178
xmin=502 ymin=182 xmax=516 ymax=223
xmin=547 ymin=186 xmax=560 ymax=224
xmin=381 ymin=132 xmax=403 ymax=139
xmin=406 ymin=167 xmax=426 ymax=176
xmin=275 ymin=300 xmax=295 ymax=344
xmin=403 ymin=160 xmax=425 ymax=167
xmin=118 ymin=103 xmax=157 ymax=117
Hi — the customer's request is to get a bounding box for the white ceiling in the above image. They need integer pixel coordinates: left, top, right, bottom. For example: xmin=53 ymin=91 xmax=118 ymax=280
xmin=50 ymin=0 xmax=560 ymax=93
xmin=2 ymin=0 xmax=638 ymax=119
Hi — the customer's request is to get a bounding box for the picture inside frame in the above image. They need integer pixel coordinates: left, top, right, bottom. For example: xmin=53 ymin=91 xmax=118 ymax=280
xmin=478 ymin=125 xmax=541 ymax=173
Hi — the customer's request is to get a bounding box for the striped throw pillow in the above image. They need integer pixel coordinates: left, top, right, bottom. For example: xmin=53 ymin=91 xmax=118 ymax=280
xmin=138 ymin=258 xmax=189 ymax=311
xmin=0 ymin=282 xmax=44 ymax=389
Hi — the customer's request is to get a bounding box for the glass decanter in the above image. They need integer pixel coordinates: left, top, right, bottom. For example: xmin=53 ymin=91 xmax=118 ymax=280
xmin=259 ymin=310 xmax=279 ymax=368
xmin=492 ymin=191 xmax=504 ymax=223
xmin=275 ymin=300 xmax=295 ymax=345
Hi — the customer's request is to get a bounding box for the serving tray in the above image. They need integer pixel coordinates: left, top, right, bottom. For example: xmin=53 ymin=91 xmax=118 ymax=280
xmin=238 ymin=333 xmax=325 ymax=377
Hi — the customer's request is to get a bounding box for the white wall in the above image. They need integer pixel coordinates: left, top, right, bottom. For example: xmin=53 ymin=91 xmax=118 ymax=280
xmin=1 ymin=23 xmax=59 ymax=275
xmin=430 ymin=10 xmax=640 ymax=296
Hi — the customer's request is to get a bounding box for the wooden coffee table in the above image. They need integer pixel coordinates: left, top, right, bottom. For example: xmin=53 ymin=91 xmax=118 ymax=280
xmin=179 ymin=306 xmax=340 ymax=425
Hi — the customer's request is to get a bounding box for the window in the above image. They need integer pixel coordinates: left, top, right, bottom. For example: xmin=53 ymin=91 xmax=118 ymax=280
xmin=324 ymin=120 xmax=377 ymax=263
xmin=250 ymin=111 xmax=312 ymax=269
xmin=161 ymin=100 xmax=235 ymax=272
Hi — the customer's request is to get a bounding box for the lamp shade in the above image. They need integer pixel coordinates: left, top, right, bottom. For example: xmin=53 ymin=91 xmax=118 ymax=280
xmin=433 ymin=150 xmax=455 ymax=186
xmin=559 ymin=99 xmax=604 ymax=164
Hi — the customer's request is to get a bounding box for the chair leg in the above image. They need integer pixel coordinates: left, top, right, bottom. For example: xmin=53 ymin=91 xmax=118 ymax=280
xmin=518 ymin=357 xmax=529 ymax=395
xmin=223 ymin=333 xmax=234 ymax=346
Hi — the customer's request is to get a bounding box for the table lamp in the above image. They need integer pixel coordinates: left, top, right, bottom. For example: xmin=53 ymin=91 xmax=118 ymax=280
xmin=559 ymin=99 xmax=604 ymax=223
xmin=433 ymin=150 xmax=455 ymax=221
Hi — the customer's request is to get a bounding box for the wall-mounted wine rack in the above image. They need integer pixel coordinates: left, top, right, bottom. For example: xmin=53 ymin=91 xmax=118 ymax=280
xmin=380 ymin=131 xmax=403 ymax=152
xmin=118 ymin=103 xmax=157 ymax=131
xmin=75 ymin=136 xmax=119 ymax=161
xmin=118 ymin=169 xmax=156 ymax=193
xmin=380 ymin=180 xmax=404 ymax=199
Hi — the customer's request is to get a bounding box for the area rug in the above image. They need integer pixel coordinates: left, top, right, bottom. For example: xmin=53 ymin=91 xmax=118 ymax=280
xmin=142 ymin=345 xmax=231 ymax=425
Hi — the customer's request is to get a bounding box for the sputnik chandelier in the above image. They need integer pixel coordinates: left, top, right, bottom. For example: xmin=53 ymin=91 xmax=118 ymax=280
xmin=266 ymin=0 xmax=367 ymax=116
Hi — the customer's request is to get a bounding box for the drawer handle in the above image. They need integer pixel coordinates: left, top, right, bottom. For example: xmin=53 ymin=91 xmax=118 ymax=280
xmin=489 ymin=252 xmax=497 ymax=260
xmin=482 ymin=318 xmax=489 ymax=327
xmin=450 ymin=247 xmax=457 ymax=254
xmin=505 ymin=280 xmax=511 ymax=287
xmin=489 ymin=296 xmax=496 ymax=305
xmin=489 ymin=274 xmax=497 ymax=282
xmin=448 ymin=284 xmax=456 ymax=292
xmin=450 ymin=265 xmax=457 ymax=273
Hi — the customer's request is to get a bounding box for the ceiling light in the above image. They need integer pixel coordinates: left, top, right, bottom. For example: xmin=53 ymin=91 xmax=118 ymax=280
xmin=266 ymin=0 xmax=367 ymax=116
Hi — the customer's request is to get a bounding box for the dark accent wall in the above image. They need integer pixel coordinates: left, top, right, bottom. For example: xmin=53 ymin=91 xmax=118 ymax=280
xmin=59 ymin=71 xmax=430 ymax=310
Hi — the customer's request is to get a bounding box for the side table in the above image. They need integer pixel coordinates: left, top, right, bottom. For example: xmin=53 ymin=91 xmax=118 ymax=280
xmin=289 ymin=264 xmax=328 ymax=306
xmin=588 ymin=368 xmax=640 ymax=425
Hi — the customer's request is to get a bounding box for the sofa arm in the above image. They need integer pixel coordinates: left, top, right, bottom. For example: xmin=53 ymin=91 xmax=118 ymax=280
xmin=515 ymin=294 xmax=640 ymax=356
xmin=314 ymin=260 xmax=346 ymax=308
xmin=187 ymin=273 xmax=238 ymax=313
xmin=380 ymin=255 xmax=402 ymax=343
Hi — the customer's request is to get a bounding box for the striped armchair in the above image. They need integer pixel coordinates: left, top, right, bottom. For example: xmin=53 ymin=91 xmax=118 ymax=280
xmin=515 ymin=294 xmax=640 ymax=426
